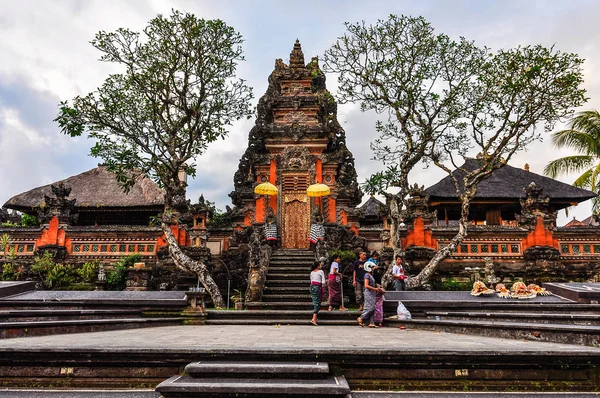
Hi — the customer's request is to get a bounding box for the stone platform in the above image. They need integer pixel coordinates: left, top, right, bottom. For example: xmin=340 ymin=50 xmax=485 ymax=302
xmin=545 ymin=283 xmax=600 ymax=304
xmin=0 ymin=325 xmax=597 ymax=393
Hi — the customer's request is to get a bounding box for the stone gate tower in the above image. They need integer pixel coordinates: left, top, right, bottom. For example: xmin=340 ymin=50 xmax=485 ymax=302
xmin=230 ymin=40 xmax=362 ymax=249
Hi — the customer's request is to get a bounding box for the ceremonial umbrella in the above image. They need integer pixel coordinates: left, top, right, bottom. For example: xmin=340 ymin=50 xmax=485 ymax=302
xmin=254 ymin=181 xmax=278 ymax=196
xmin=307 ymin=183 xmax=330 ymax=221
xmin=306 ymin=183 xmax=330 ymax=197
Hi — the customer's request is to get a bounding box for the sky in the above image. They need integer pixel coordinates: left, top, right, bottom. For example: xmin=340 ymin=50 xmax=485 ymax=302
xmin=1 ymin=0 xmax=600 ymax=225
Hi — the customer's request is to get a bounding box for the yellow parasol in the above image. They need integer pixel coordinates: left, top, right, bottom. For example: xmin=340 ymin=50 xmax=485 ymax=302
xmin=254 ymin=181 xmax=279 ymax=196
xmin=306 ymin=183 xmax=330 ymax=197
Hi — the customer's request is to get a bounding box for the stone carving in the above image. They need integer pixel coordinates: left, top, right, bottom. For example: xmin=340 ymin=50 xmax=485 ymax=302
xmin=37 ymin=183 xmax=78 ymax=225
xmin=403 ymin=184 xmax=437 ymax=227
xmin=517 ymin=183 xmax=557 ymax=229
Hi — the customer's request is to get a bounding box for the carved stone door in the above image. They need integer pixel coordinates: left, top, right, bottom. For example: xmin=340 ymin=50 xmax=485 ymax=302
xmin=281 ymin=173 xmax=310 ymax=249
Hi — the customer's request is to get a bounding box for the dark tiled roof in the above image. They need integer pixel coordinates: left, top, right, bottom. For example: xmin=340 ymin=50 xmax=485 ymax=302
xmin=4 ymin=166 xmax=165 ymax=211
xmin=360 ymin=196 xmax=386 ymax=217
xmin=424 ymin=159 xmax=596 ymax=203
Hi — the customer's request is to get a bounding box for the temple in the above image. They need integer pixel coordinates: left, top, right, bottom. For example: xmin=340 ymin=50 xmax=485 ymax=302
xmin=2 ymin=41 xmax=600 ymax=291
xmin=229 ymin=40 xmax=362 ymax=248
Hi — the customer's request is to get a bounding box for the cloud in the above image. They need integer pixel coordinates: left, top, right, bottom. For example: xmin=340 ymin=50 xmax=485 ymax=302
xmin=1 ymin=0 xmax=599 ymax=227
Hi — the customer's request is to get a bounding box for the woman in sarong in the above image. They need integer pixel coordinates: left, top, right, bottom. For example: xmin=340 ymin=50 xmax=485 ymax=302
xmin=309 ymin=261 xmax=326 ymax=326
xmin=328 ymin=255 xmax=347 ymax=311
xmin=357 ymin=261 xmax=385 ymax=328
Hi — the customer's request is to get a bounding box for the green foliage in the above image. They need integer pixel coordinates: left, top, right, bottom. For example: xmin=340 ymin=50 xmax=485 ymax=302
xmin=1 ymin=221 xmax=19 ymax=228
xmin=439 ymin=278 xmax=471 ymax=291
xmin=107 ymin=262 xmax=128 ymax=291
xmin=54 ymin=10 xmax=254 ymax=199
xmin=328 ymin=249 xmax=357 ymax=268
xmin=230 ymin=289 xmax=244 ymax=303
xmin=20 ymin=214 xmax=40 ymax=227
xmin=0 ymin=263 xmax=20 ymax=281
xmin=121 ymin=253 xmax=142 ymax=268
xmin=208 ymin=209 xmax=232 ymax=228
xmin=106 ymin=253 xmax=140 ymax=290
xmin=46 ymin=264 xmax=76 ymax=289
xmin=77 ymin=261 xmax=99 ymax=283
xmin=544 ymin=110 xmax=600 ymax=213
xmin=31 ymin=253 xmax=77 ymax=289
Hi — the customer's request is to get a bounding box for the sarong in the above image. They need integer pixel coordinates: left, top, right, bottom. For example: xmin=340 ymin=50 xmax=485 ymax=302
xmin=328 ymin=274 xmax=342 ymax=306
xmin=374 ymin=293 xmax=384 ymax=323
xmin=310 ymin=284 xmax=322 ymax=314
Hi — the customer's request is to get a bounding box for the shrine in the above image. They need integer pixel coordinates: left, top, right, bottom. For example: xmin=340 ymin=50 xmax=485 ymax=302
xmin=229 ymin=40 xmax=362 ymax=249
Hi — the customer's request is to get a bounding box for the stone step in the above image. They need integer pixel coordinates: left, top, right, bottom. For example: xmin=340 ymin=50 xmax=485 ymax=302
xmin=246 ymin=301 xmax=317 ymax=310
xmin=204 ymin=319 xmax=359 ymax=326
xmin=266 ymin=280 xmax=311 ymax=287
xmin=185 ymin=361 xmax=329 ymax=378
xmin=0 ymin=317 xmax=184 ymax=339
xmin=264 ymin=286 xmax=308 ymax=293
xmin=268 ymin=261 xmax=313 ymax=267
xmin=0 ymin=309 xmax=143 ymax=322
xmin=262 ymin=294 xmax=311 ymax=301
xmin=386 ymin=317 xmax=600 ymax=347
xmin=266 ymin=273 xmax=310 ymax=280
xmin=156 ymin=375 xmax=351 ymax=396
xmin=425 ymin=311 xmax=600 ymax=326
xmin=268 ymin=267 xmax=311 ymax=273
xmin=207 ymin=310 xmax=359 ymax=319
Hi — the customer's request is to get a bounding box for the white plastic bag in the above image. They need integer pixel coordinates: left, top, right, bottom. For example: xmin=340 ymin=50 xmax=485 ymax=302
xmin=396 ymin=301 xmax=412 ymax=320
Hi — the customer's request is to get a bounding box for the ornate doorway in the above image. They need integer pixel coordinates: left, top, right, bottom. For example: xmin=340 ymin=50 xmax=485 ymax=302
xmin=281 ymin=173 xmax=310 ymax=249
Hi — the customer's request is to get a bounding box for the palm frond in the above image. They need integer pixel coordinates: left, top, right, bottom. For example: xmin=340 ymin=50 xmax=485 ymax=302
xmin=572 ymin=167 xmax=594 ymax=189
xmin=543 ymin=155 xmax=595 ymax=178
xmin=570 ymin=110 xmax=600 ymax=137
xmin=551 ymin=129 xmax=600 ymax=155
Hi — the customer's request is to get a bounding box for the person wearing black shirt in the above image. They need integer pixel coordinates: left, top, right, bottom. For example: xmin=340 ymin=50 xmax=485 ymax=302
xmin=352 ymin=251 xmax=367 ymax=311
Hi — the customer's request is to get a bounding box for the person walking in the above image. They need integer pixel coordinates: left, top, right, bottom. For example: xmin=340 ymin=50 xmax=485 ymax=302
xmin=392 ymin=257 xmax=406 ymax=291
xmin=352 ymin=251 xmax=367 ymax=311
xmin=357 ymin=261 xmax=384 ymax=328
xmin=328 ymin=255 xmax=347 ymax=311
xmin=309 ymin=260 xmax=326 ymax=326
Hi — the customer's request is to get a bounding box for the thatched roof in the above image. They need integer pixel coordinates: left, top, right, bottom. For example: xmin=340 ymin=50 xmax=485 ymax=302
xmin=424 ymin=159 xmax=596 ymax=204
xmin=4 ymin=166 xmax=165 ymax=211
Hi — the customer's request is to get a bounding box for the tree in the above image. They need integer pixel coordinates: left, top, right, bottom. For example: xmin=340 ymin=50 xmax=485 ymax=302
xmin=54 ymin=10 xmax=254 ymax=307
xmin=323 ymin=15 xmax=487 ymax=261
xmin=324 ymin=14 xmax=586 ymax=288
xmin=544 ymin=110 xmax=600 ymax=213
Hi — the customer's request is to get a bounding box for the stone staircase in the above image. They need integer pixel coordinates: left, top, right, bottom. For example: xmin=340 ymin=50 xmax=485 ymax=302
xmin=216 ymin=250 xmax=357 ymax=325
xmin=155 ymin=360 xmax=351 ymax=397
xmin=382 ymin=296 xmax=600 ymax=347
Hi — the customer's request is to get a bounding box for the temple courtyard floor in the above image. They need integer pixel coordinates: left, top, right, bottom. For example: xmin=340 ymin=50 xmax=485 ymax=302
xmin=0 ymin=324 xmax=596 ymax=353
xmin=0 ymin=325 xmax=599 ymax=396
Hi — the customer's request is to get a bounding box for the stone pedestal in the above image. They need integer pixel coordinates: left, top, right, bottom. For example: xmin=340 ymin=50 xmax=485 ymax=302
xmin=185 ymin=291 xmax=207 ymax=311
xmin=125 ymin=267 xmax=152 ymax=291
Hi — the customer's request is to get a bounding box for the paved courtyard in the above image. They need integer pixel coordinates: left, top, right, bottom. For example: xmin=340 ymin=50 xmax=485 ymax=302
xmin=0 ymin=325 xmax=597 ymax=354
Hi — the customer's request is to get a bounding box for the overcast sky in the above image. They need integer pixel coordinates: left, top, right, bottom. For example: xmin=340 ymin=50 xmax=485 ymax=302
xmin=1 ymin=0 xmax=599 ymax=225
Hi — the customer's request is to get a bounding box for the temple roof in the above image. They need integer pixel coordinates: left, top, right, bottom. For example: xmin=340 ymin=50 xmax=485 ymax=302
xmin=360 ymin=196 xmax=387 ymax=217
xmin=4 ymin=166 xmax=165 ymax=211
xmin=424 ymin=159 xmax=596 ymax=204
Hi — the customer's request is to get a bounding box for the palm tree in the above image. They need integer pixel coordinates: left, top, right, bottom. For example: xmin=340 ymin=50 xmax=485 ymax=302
xmin=544 ymin=110 xmax=600 ymax=213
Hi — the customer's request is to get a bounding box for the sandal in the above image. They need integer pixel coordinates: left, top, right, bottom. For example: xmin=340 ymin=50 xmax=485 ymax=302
xmin=328 ymin=306 xmax=333 ymax=311
xmin=357 ymin=317 xmax=364 ymax=327
xmin=368 ymin=324 xmax=377 ymax=328
xmin=311 ymin=320 xmax=318 ymax=326
xmin=340 ymin=307 xmax=348 ymax=312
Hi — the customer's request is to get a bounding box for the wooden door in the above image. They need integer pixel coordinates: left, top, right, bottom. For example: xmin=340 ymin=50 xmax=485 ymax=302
xmin=281 ymin=174 xmax=310 ymax=249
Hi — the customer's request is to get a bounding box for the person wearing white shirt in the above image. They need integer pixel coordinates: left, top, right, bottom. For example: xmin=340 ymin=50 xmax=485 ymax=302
xmin=310 ymin=261 xmax=326 ymax=326
xmin=392 ymin=257 xmax=406 ymax=291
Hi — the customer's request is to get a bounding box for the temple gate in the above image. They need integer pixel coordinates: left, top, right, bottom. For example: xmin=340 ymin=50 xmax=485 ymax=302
xmin=229 ymin=40 xmax=362 ymax=248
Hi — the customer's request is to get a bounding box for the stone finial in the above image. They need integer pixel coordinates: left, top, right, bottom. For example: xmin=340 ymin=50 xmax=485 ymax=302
xmin=289 ymin=39 xmax=305 ymax=69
